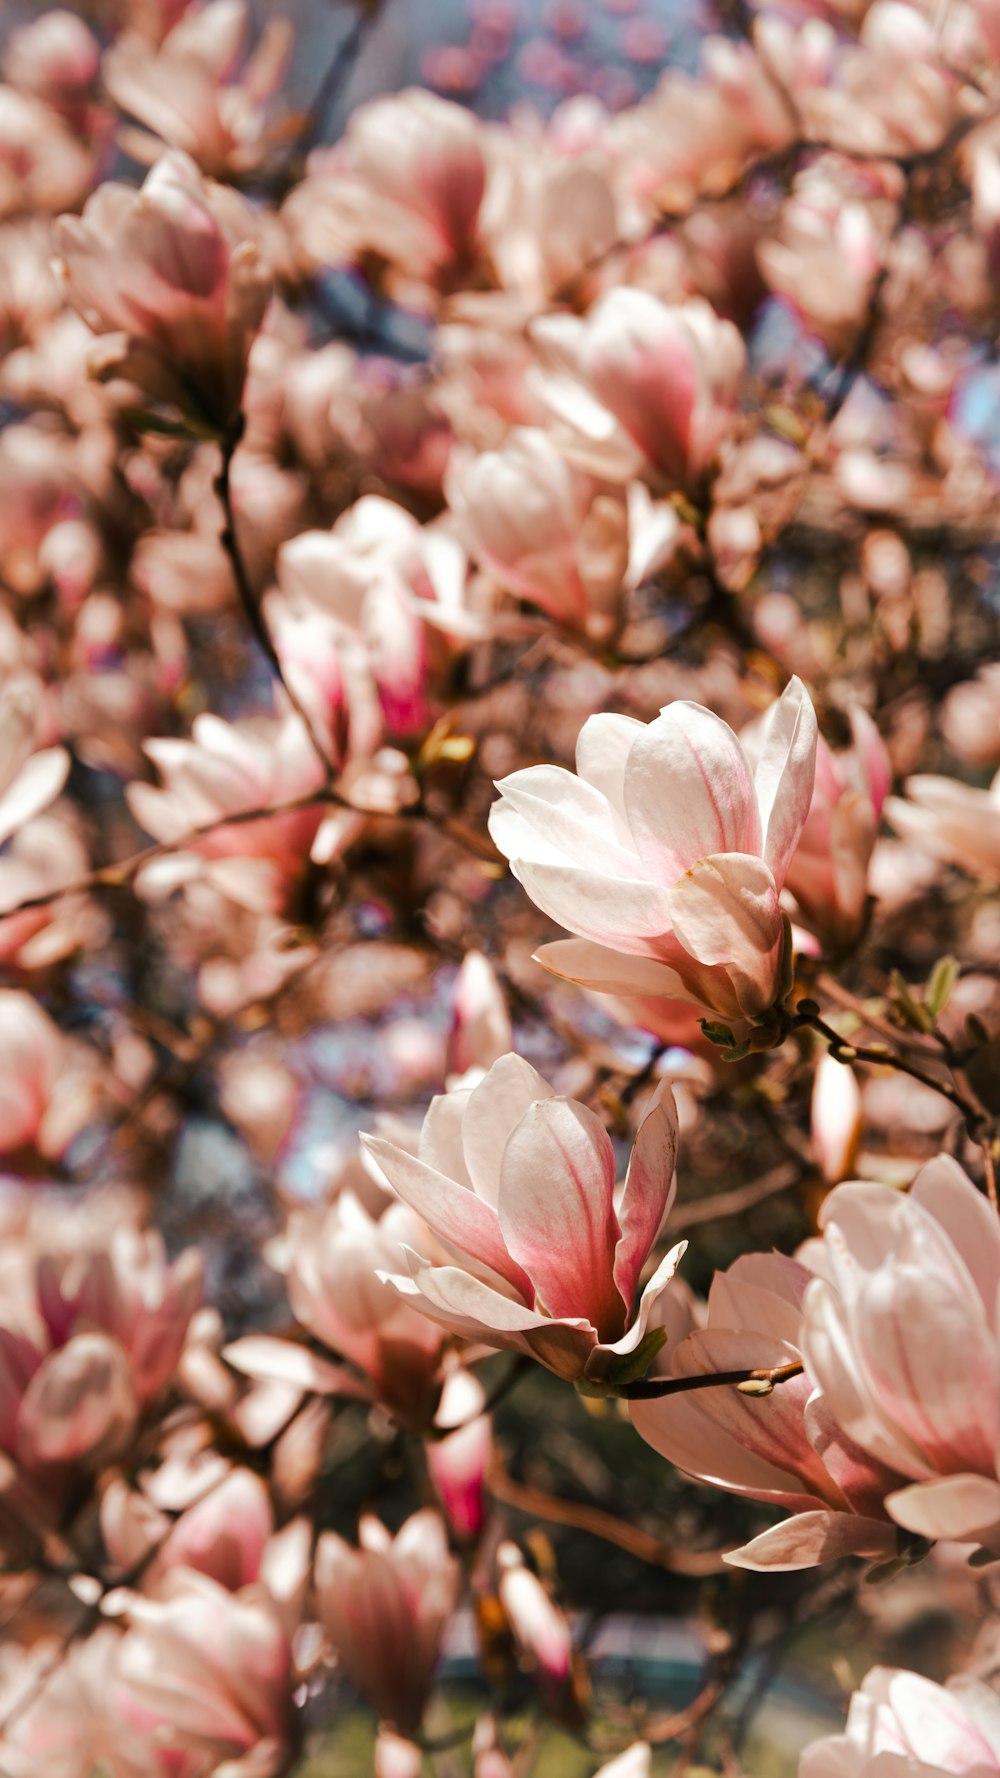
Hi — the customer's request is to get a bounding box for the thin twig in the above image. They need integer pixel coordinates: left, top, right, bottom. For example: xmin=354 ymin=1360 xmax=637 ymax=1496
xmin=488 ymin=1456 xmax=732 ymax=1575
xmin=617 ymin=1359 xmax=804 ymax=1402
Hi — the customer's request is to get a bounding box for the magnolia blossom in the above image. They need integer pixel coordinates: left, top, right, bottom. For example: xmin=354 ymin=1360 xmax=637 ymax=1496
xmin=801 ymin=1155 xmax=1000 ymax=1555
xmin=53 ymin=149 xmax=270 ymax=431
xmin=532 ymin=289 xmax=745 ymax=491
xmin=758 ymin=160 xmax=886 ymax=351
xmin=801 ymin=1666 xmax=1000 ymax=1778
xmin=446 ymin=428 xmax=629 ymax=638
xmin=0 ymin=1229 xmax=201 ymax=1535
xmin=426 ymin=1366 xmax=493 ymax=1538
xmin=315 ymin=1509 xmax=460 ymax=1735
xmin=103 ymin=0 xmax=292 ymax=177
xmin=884 ymin=769 xmax=1000 ymax=884
xmin=0 ymin=678 xmax=69 ymax=851
xmin=364 ymin=1054 xmax=684 ymax=1383
xmin=811 ymin=1053 xmax=862 ymax=1185
xmin=630 ymin=1248 xmax=902 ymax=1572
xmin=126 ymin=711 xmax=327 ymax=914
xmin=497 ymin=1542 xmax=577 ymax=1721
xmin=0 ymin=989 xmax=97 ymax=1158
xmin=446 ymin=950 xmax=513 ymax=1084
xmin=782 ymin=708 xmax=891 ymax=946
xmin=230 ymin=1191 xmax=446 ymax=1428
xmin=488 ymin=678 xmax=818 ymax=1024
xmin=112 ymin=1569 xmax=293 ymax=1777
xmin=343 ymin=88 xmax=487 ymax=272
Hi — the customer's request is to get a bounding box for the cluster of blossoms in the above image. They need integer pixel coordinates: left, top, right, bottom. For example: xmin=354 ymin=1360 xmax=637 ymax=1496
xmin=1 ymin=0 xmax=1000 ymax=1772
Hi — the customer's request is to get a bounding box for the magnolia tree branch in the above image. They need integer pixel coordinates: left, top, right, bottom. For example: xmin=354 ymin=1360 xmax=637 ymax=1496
xmin=616 ymin=1359 xmax=804 ymax=1402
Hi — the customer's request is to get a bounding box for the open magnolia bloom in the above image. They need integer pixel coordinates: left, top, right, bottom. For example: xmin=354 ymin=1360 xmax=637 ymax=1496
xmin=53 ymin=149 xmax=269 ymax=433
xmin=630 ymin=1248 xmax=903 ymax=1573
xmin=363 ymin=1054 xmax=684 ymax=1384
xmin=800 ymin=1155 xmax=1000 ymax=1555
xmin=488 ymin=677 xmax=817 ymax=1024
xmin=800 ymin=1665 xmax=1000 ymax=1778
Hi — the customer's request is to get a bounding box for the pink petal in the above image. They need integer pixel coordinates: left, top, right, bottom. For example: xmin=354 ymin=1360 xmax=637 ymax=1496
xmin=498 ymin=1097 xmax=623 ymax=1338
xmin=752 ymin=677 xmax=818 ymax=885
xmin=623 ymin=703 xmax=761 ymax=881
xmin=613 ymin=1080 xmax=679 ymax=1309
xmin=667 ymin=852 xmax=782 ymax=1015
xmin=535 ymin=938 xmax=696 ymax=1003
xmin=885 ymin=1474 xmax=1000 ymax=1542
xmin=724 ymin=1510 xmax=899 ymax=1571
xmin=361 ymin=1135 xmax=533 ymax=1299
xmin=382 ymin=1260 xmax=595 ymax=1380
xmin=460 ymin=1054 xmax=556 ymax=1210
xmin=510 ymin=857 xmax=674 ymax=953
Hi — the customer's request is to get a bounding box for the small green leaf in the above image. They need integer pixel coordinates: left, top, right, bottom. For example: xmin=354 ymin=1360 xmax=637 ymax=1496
xmin=890 ymin=969 xmax=934 ymax=1034
xmin=699 ymin=1019 xmax=736 ymax=1048
xmin=926 ymin=955 xmax=960 ymax=1019
xmin=604 ymin=1326 xmax=668 ymax=1387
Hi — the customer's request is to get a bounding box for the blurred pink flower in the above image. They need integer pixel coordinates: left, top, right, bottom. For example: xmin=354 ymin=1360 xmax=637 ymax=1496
xmin=262 ymin=1191 xmax=446 ymax=1427
xmin=0 ymin=1228 xmax=201 ymax=1529
xmin=112 ymin=1568 xmax=293 ymax=1776
xmin=446 ymin=428 xmax=629 ymax=638
xmin=0 ymin=989 xmax=95 ymax=1159
xmin=447 ymin=950 xmax=513 ymax=1084
xmin=365 ymin=1055 xmax=684 ymax=1383
xmin=0 ymin=678 xmax=69 ymax=850
xmin=343 ymin=89 xmax=487 ymax=272
xmin=800 ymin=1666 xmax=1000 ymax=1778
xmin=126 ymin=710 xmax=327 ymax=914
xmin=884 ymin=769 xmax=1000 ymax=884
xmin=315 ymin=1508 xmax=460 ymax=1735
xmin=810 ymin=1053 xmax=862 ymax=1184
xmin=489 ymin=678 xmax=817 ymax=1023
xmin=54 ymin=149 xmax=270 ymax=431
xmin=801 ymin=1155 xmax=1000 ymax=1555
xmin=103 ymin=0 xmax=292 ymax=177
xmin=427 ymin=1366 xmax=493 ymax=1539
xmin=496 ymin=1541 xmax=577 ymax=1720
xmin=783 ymin=708 xmax=891 ymax=946
xmin=532 ymin=290 xmax=745 ymax=490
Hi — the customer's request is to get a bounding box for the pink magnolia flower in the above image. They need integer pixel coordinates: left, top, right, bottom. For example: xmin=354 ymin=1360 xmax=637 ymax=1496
xmin=342 ymin=89 xmax=487 ymax=274
xmin=884 ymin=769 xmax=1000 ymax=884
xmin=782 ymin=708 xmax=891 ymax=947
xmin=758 ymin=160 xmax=887 ymax=352
xmin=801 ymin=1155 xmax=1000 ymax=1555
xmin=103 ymin=0 xmax=292 ymax=178
xmin=240 ymin=1191 xmax=447 ymax=1428
xmin=496 ymin=1541 xmax=577 ymax=1722
xmin=2 ymin=10 xmax=100 ymax=124
xmin=811 ymin=1054 xmax=862 ymax=1185
xmin=446 ymin=428 xmax=629 ymax=638
xmin=630 ymin=1248 xmax=902 ymax=1572
xmin=427 ymin=1366 xmax=493 ymax=1538
xmin=532 ymin=290 xmax=745 ymax=491
xmin=314 ymin=1508 xmax=460 ymax=1735
xmin=801 ymin=1666 xmax=1000 ymax=1778
xmin=112 ymin=1569 xmax=293 ymax=1777
xmin=0 ymin=1229 xmax=201 ymax=1534
xmin=446 ymin=950 xmax=513 ymax=1084
xmin=0 ymin=678 xmax=69 ymax=850
xmin=364 ymin=1054 xmax=684 ymax=1384
xmin=0 ymin=989 xmax=95 ymax=1159
xmin=126 ymin=710 xmax=327 ymax=914
xmin=488 ymin=677 xmax=818 ymax=1024
xmin=53 ymin=149 xmax=270 ymax=432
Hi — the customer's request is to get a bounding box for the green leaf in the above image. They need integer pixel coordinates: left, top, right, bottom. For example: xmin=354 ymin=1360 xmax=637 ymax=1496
xmin=699 ymin=1019 xmax=736 ymax=1048
xmin=604 ymin=1326 xmax=668 ymax=1386
xmin=926 ymin=955 xmax=960 ymax=1019
xmin=890 ymin=969 xmax=933 ymax=1034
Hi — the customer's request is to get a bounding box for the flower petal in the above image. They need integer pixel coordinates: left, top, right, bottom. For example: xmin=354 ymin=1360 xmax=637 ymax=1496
xmin=361 ymin=1136 xmax=532 ymax=1300
xmin=613 ymin=1080 xmax=679 ymax=1310
xmin=498 ymin=1097 xmax=623 ymax=1339
xmin=752 ymin=677 xmax=818 ymax=885
xmin=724 ymin=1510 xmax=898 ymax=1571
xmin=623 ymin=703 xmax=761 ymax=881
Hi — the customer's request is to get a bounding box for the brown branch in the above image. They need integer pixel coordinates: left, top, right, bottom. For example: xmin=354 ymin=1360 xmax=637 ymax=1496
xmin=617 ymin=1359 xmax=804 ymax=1402
xmin=487 ymin=1456 xmax=732 ymax=1576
